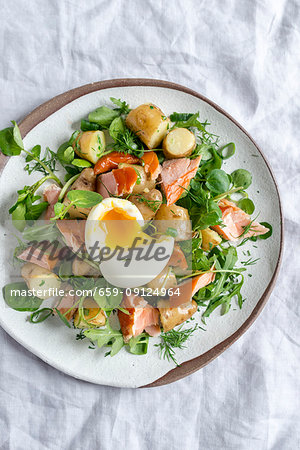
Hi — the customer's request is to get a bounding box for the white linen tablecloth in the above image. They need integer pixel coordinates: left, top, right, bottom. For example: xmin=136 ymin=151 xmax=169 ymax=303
xmin=0 ymin=1 xmax=299 ymax=449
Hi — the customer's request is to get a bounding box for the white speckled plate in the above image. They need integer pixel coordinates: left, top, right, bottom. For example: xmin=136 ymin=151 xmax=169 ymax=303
xmin=0 ymin=79 xmax=283 ymax=388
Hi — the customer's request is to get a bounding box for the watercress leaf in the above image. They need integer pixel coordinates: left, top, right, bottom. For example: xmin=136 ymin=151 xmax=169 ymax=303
xmin=0 ymin=126 xmax=23 ymax=156
xmin=25 ymin=145 xmax=41 ymax=162
xmin=3 ymin=282 xmax=43 ymax=311
xmin=194 ymin=144 xmax=213 ymax=161
xmin=110 ymin=335 xmax=125 ymax=356
xmin=109 ymin=116 xmax=125 ymax=140
xmin=67 ymin=190 xmax=103 ymax=208
xmin=88 ymin=106 xmax=119 ymax=127
xmin=54 ymin=202 xmax=64 ymax=216
xmin=237 ymin=198 xmax=255 ymax=214
xmin=25 ymin=201 xmax=49 ymax=220
xmin=257 ymin=222 xmax=273 ymax=240
xmin=206 ymin=169 xmax=230 ymax=194
xmin=71 ymin=158 xmax=92 ymax=168
xmin=12 ymin=121 xmax=24 ymax=149
xmin=231 ymin=169 xmax=252 ymax=189
xmin=11 ymin=203 xmax=27 ymax=231
xmin=80 ymin=119 xmax=101 ymax=131
xmin=57 ymin=142 xmax=74 ymax=164
xmin=218 ymin=142 xmax=235 ymax=159
xmin=200 ymin=148 xmax=222 ymax=176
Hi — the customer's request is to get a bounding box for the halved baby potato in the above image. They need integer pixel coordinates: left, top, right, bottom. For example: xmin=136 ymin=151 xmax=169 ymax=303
xmin=155 ymin=204 xmax=192 ymax=241
xmin=158 ymin=299 xmax=197 ymax=332
xmin=74 ymin=130 xmax=106 ymax=164
xmin=201 ymin=228 xmax=222 ymax=252
xmin=125 ymin=103 xmax=170 ymax=149
xmin=147 ymin=266 xmax=177 ymax=294
xmin=21 ymin=262 xmax=61 ymax=300
xmin=74 ymin=299 xmax=106 ymax=328
xmin=163 ymin=128 xmax=196 ymax=159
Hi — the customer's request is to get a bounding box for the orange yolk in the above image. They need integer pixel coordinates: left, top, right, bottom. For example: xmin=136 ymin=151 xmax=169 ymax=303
xmin=100 ymin=207 xmax=143 ymax=249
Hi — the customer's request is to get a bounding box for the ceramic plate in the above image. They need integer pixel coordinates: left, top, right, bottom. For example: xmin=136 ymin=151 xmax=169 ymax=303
xmin=0 ymin=79 xmax=283 ymax=388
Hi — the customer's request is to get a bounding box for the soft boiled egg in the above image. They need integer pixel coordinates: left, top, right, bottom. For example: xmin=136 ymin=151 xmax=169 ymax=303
xmin=85 ymin=198 xmax=174 ymax=288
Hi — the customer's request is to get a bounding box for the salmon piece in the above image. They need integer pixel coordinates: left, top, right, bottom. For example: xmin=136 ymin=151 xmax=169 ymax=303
xmin=94 ymin=151 xmax=140 ymax=175
xmin=169 ymin=269 xmax=215 ymax=307
xmin=56 ymin=220 xmax=86 ymax=253
xmin=213 ymin=199 xmax=269 ymax=241
xmin=118 ymin=294 xmax=160 ymax=342
xmin=161 ymin=156 xmax=201 ymax=205
xmin=18 ymin=243 xmax=58 ymax=270
xmin=97 ymin=166 xmax=138 ymax=198
xmin=168 ymin=244 xmax=188 ymax=270
xmin=43 ymin=184 xmax=61 ymax=220
xmin=141 ymin=152 xmax=161 ymax=180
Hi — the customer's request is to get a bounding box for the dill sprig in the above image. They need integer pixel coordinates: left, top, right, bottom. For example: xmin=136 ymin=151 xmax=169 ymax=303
xmin=155 ymin=324 xmax=198 ymax=366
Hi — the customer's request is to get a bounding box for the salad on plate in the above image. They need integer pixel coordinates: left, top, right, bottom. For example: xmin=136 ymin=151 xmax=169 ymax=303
xmin=0 ymin=98 xmax=272 ymax=365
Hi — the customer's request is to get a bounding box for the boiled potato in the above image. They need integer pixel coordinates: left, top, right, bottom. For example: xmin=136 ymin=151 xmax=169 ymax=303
xmin=201 ymin=228 xmax=222 ymax=251
xmin=125 ymin=103 xmax=170 ymax=149
xmin=74 ymin=298 xmax=106 ymax=328
xmin=74 ymin=130 xmax=106 ymax=164
xmin=155 ymin=204 xmax=192 ymax=241
xmin=72 ymin=257 xmax=101 ymax=277
xmin=21 ymin=262 xmax=61 ymax=300
xmin=63 ymin=168 xmax=96 ymax=219
xmin=129 ymin=189 xmax=162 ymax=221
xmin=118 ymin=163 xmax=155 ymax=194
xmin=163 ymin=128 xmax=196 ymax=159
xmin=147 ymin=266 xmax=177 ymax=294
xmin=158 ymin=299 xmax=197 ymax=332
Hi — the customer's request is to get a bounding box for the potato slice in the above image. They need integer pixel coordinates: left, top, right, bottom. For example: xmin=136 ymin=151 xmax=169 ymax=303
xmin=155 ymin=204 xmax=192 ymax=241
xmin=75 ymin=131 xmax=106 ymax=164
xmin=125 ymin=103 xmax=170 ymax=149
xmin=163 ymin=128 xmax=196 ymax=159
xmin=118 ymin=163 xmax=155 ymax=194
xmin=21 ymin=262 xmax=61 ymax=300
xmin=74 ymin=298 xmax=106 ymax=328
xmin=201 ymin=228 xmax=222 ymax=251
xmin=158 ymin=299 xmax=197 ymax=332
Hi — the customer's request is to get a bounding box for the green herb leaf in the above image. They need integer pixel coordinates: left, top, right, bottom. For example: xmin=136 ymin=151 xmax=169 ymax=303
xmin=206 ymin=169 xmax=230 ymax=194
xmin=128 ymin=333 xmax=149 ymax=355
xmin=3 ymin=282 xmax=43 ymax=311
xmin=30 ymin=308 xmax=53 ymax=323
xmin=71 ymin=158 xmax=92 ymax=168
xmin=237 ymin=198 xmax=255 ymax=214
xmin=110 ymin=97 xmax=131 ymax=114
xmin=231 ymin=169 xmax=252 ymax=189
xmin=66 ymin=190 xmax=103 ymax=208
xmin=88 ymin=106 xmax=119 ymax=127
xmin=57 ymin=143 xmax=74 ymax=164
xmin=218 ymin=142 xmax=235 ymax=159
xmin=0 ymin=126 xmax=23 ymax=156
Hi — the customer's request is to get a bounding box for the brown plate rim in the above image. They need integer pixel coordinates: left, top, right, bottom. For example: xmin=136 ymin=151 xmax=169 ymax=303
xmin=0 ymin=78 xmax=283 ymax=388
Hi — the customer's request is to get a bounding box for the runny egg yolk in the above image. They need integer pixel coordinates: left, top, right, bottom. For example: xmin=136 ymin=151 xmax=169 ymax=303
xmin=100 ymin=207 xmax=147 ymax=249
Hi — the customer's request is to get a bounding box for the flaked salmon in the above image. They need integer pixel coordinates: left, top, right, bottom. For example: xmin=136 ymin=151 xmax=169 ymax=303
xmin=118 ymin=294 xmax=160 ymax=342
xmin=56 ymin=220 xmax=86 ymax=253
xmin=141 ymin=151 xmax=161 ymax=180
xmin=213 ymin=199 xmax=269 ymax=241
xmin=161 ymin=156 xmax=201 ymax=205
